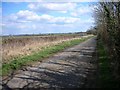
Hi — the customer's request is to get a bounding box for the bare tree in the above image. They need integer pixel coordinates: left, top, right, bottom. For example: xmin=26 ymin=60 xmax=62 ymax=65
xmin=94 ymin=1 xmax=120 ymax=80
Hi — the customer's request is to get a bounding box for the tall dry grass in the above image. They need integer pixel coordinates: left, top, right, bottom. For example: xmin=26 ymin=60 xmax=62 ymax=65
xmin=2 ymin=35 xmax=81 ymax=64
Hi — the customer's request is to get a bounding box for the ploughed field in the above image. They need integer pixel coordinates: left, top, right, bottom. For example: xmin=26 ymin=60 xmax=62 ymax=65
xmin=2 ymin=34 xmax=83 ymax=64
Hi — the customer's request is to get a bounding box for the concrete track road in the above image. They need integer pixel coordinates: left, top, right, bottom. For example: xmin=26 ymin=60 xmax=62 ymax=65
xmin=2 ymin=37 xmax=97 ymax=89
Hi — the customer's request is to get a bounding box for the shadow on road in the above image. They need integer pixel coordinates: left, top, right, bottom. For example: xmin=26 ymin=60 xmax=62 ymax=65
xmin=2 ymin=37 xmax=97 ymax=89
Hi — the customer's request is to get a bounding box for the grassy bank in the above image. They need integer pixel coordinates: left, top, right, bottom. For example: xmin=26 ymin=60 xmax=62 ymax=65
xmin=1 ymin=36 xmax=93 ymax=76
xmin=97 ymin=39 xmax=119 ymax=88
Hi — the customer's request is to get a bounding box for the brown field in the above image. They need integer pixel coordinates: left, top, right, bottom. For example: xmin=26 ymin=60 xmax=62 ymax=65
xmin=2 ymin=34 xmax=84 ymax=64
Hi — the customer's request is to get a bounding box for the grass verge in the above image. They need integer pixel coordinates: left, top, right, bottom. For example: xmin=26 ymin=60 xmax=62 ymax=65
xmin=1 ymin=36 xmax=93 ymax=76
xmin=97 ymin=39 xmax=119 ymax=88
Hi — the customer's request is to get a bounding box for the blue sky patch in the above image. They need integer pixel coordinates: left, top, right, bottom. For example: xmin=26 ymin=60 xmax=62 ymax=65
xmin=2 ymin=2 xmax=96 ymax=35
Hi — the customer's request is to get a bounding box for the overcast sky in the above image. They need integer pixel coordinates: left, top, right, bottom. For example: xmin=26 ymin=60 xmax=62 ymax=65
xmin=2 ymin=1 xmax=97 ymax=35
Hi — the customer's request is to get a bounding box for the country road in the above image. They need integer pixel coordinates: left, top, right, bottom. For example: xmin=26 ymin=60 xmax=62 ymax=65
xmin=2 ymin=37 xmax=97 ymax=89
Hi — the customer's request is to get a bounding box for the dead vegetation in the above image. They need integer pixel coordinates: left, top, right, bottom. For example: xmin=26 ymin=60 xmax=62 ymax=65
xmin=2 ymin=35 xmax=82 ymax=64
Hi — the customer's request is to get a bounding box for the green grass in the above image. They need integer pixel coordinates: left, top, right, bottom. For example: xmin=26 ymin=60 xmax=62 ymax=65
xmin=1 ymin=36 xmax=93 ymax=76
xmin=97 ymin=39 xmax=119 ymax=88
